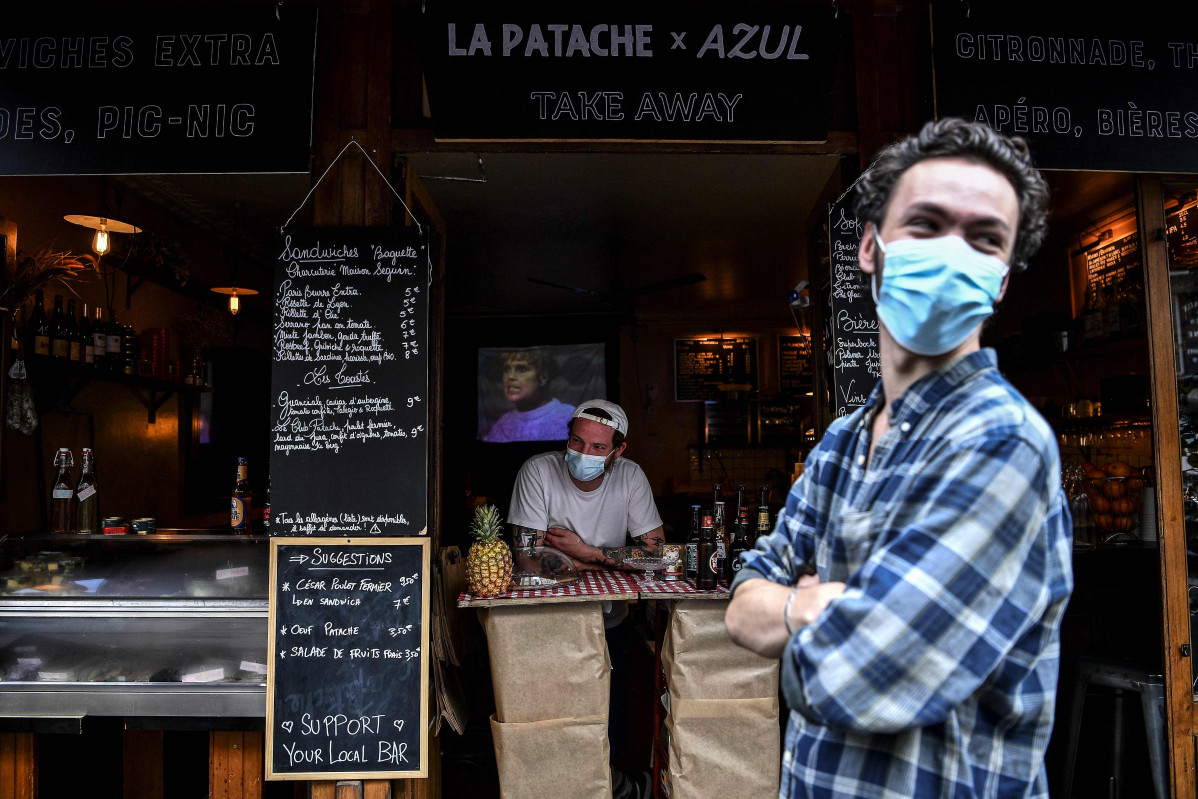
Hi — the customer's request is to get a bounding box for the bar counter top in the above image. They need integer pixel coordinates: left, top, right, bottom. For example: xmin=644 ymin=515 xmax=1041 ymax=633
xmin=457 ymin=569 xmax=730 ymax=607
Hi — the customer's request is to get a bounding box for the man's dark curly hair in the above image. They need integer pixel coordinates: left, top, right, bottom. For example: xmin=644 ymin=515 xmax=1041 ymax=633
xmin=852 ymin=118 xmax=1050 ymax=271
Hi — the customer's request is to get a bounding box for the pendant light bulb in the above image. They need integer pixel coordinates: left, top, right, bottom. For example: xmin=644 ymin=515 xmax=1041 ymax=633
xmin=92 ymin=220 xmax=110 ymax=256
xmin=229 ymin=290 xmax=240 ymax=315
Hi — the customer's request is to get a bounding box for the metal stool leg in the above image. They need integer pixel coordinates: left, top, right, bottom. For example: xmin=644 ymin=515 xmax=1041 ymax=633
xmin=1060 ymin=671 xmax=1090 ymax=799
xmin=1110 ymin=688 xmax=1124 ymax=799
xmin=1139 ymin=684 xmax=1169 ymax=799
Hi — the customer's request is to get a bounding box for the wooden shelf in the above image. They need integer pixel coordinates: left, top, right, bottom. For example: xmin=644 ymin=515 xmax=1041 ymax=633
xmin=24 ymin=357 xmax=210 ymax=423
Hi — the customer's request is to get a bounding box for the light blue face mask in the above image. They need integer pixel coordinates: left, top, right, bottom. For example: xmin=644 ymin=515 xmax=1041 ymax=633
xmin=872 ymin=232 xmax=1009 ymax=356
xmin=565 ymin=448 xmax=608 ymax=482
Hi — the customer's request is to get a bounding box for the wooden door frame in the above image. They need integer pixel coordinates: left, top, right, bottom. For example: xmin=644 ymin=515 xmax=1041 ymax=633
xmin=1137 ymin=174 xmax=1197 ymax=799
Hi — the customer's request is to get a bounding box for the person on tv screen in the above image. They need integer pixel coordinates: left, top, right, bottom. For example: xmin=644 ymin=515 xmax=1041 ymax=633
xmin=482 ymin=348 xmax=576 ymax=442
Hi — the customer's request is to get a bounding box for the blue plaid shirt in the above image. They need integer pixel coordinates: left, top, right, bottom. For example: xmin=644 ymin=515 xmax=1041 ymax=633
xmin=732 ymin=349 xmax=1073 ymax=799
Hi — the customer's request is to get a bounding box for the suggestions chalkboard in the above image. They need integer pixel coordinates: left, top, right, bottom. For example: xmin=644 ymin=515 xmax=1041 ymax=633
xmin=826 ymin=198 xmax=879 ymax=418
xmin=266 ymin=538 xmax=430 ymax=780
xmin=674 ymin=337 xmax=758 ymax=402
xmin=269 ymin=227 xmax=429 ymax=536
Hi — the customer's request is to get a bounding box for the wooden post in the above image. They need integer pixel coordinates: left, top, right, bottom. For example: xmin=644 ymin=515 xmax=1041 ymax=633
xmin=210 ymin=731 xmax=264 ymax=799
xmin=0 ymin=733 xmax=36 ymax=799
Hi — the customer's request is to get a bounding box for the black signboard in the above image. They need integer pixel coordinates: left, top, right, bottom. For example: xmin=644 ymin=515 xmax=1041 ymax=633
xmin=0 ymin=6 xmax=317 ymax=175
xmin=826 ymin=197 xmax=879 ymax=418
xmin=778 ymin=335 xmax=813 ymax=396
xmin=1167 ymin=196 xmax=1198 ymax=269
xmin=421 ymin=2 xmax=839 ymax=142
xmin=933 ymin=0 xmax=1198 ymax=173
xmin=266 ymin=538 xmax=430 ymax=780
xmin=269 ymin=227 xmax=430 ymax=536
xmin=675 ymin=337 xmax=758 ymax=402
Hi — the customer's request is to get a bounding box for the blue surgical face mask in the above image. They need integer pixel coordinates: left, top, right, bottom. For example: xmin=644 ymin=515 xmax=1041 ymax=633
xmin=872 ymin=232 xmax=1009 ymax=356
xmin=565 ymin=447 xmax=609 ymax=482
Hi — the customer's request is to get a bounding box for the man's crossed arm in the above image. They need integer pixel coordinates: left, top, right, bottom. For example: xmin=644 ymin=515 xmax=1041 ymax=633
xmin=509 ymin=524 xmax=664 ymax=571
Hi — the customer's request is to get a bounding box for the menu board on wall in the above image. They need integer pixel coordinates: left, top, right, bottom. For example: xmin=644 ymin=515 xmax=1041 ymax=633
xmin=422 ymin=2 xmax=840 ymax=142
xmin=1084 ymin=232 xmax=1140 ymax=305
xmin=266 ymin=538 xmax=430 ymax=780
xmin=1167 ymin=196 xmax=1198 ymax=268
xmin=269 ymin=227 xmax=429 ymax=536
xmin=778 ymin=335 xmax=813 ymax=396
xmin=932 ymin=0 xmax=1198 ymax=173
xmin=826 ymin=197 xmax=879 ymax=418
xmin=674 ymin=337 xmax=758 ymax=402
xmin=0 ymin=6 xmax=318 ymax=175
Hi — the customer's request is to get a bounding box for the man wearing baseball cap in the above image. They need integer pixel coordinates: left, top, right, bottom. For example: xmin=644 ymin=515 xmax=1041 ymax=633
xmin=507 ymin=398 xmax=663 ymax=799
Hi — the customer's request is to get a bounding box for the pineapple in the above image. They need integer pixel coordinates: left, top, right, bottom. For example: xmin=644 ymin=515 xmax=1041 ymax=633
xmin=465 ymin=504 xmax=513 ymax=597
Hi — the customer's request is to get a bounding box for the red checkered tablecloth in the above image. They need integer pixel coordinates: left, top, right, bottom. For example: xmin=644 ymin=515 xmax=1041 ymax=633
xmin=457 ymin=570 xmax=730 ymax=607
xmin=458 ymin=569 xmax=640 ymax=607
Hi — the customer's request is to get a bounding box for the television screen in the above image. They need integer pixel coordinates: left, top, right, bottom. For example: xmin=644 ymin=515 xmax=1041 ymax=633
xmin=477 ymin=343 xmax=607 ymax=442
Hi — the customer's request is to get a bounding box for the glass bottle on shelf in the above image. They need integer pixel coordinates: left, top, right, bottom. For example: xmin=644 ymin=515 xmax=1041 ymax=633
xmin=91 ymin=306 xmax=107 ymax=371
xmin=231 ymin=457 xmax=252 ymax=534
xmin=79 ymin=303 xmax=94 ymax=366
xmin=121 ymin=325 xmax=137 ymax=375
xmin=65 ymin=298 xmax=82 ymax=362
xmin=50 ymin=448 xmax=75 ymax=534
xmin=104 ymin=313 xmax=123 ymax=373
xmin=49 ymin=294 xmax=69 ymax=359
xmin=75 ymin=447 xmax=99 ymax=534
xmin=30 ymin=289 xmax=50 ymax=358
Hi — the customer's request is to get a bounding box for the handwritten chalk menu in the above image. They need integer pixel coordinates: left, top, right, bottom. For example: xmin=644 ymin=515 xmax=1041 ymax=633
xmin=778 ymin=335 xmax=813 ymax=396
xmin=267 ymin=538 xmax=430 ymax=780
xmin=269 ymin=227 xmax=429 ymax=536
xmin=674 ymin=338 xmax=758 ymax=402
xmin=1085 ymin=232 xmax=1141 ymax=306
xmin=827 ymin=197 xmax=879 ymax=417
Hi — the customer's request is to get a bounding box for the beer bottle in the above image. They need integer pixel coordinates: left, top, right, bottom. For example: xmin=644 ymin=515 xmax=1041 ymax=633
xmin=728 ymin=512 xmax=751 ymax=581
xmin=757 ymin=484 xmax=772 ymax=536
xmin=697 ymin=509 xmax=717 ymax=590
xmin=76 ymin=447 xmax=99 ymax=534
xmin=231 ymin=457 xmax=252 ymax=533
xmin=49 ymin=294 xmax=69 ymax=359
xmin=50 ymin=448 xmax=75 ymax=534
xmin=712 ymin=482 xmax=725 ymax=575
xmin=30 ymin=290 xmax=50 ymax=357
xmin=685 ymin=504 xmax=701 ymax=581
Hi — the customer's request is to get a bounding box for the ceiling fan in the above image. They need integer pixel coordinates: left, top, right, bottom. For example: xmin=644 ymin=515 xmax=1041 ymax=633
xmin=526 ymin=238 xmax=706 ymax=307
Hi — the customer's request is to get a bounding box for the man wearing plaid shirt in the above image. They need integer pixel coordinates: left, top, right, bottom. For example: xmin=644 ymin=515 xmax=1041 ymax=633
xmin=726 ymin=118 xmax=1073 ymax=799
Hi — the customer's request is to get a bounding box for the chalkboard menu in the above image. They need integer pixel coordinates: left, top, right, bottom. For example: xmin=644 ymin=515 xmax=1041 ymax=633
xmin=269 ymin=227 xmax=429 ymax=536
xmin=778 ymin=335 xmax=813 ymax=396
xmin=267 ymin=537 xmax=430 ymax=780
xmin=1085 ymin=232 xmax=1140 ymax=306
xmin=826 ymin=197 xmax=879 ymax=418
xmin=1167 ymin=196 xmax=1198 ymax=269
xmin=674 ymin=338 xmax=758 ymax=402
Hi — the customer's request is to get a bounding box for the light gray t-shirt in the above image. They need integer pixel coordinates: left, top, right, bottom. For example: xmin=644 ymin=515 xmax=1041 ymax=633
xmin=508 ymin=451 xmax=663 ymax=627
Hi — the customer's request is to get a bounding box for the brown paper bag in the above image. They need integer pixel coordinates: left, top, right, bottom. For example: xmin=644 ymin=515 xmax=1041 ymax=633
xmin=480 ymin=603 xmax=611 ymax=722
xmin=491 ymin=714 xmax=612 ymax=799
xmin=661 ymin=600 xmax=778 ymax=701
xmin=665 ymin=700 xmax=781 ymax=799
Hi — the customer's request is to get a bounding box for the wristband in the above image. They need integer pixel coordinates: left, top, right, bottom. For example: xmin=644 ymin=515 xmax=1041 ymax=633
xmin=783 ymin=585 xmax=800 ymax=637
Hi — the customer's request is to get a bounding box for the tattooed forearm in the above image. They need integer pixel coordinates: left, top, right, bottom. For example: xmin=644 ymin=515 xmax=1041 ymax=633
xmin=510 ymin=524 xmax=545 ymax=549
xmin=597 ymin=546 xmax=649 ymax=571
xmin=637 ymin=529 xmax=666 ymax=556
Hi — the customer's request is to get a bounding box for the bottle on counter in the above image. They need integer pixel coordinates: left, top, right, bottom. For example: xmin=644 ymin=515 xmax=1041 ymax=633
xmin=91 ymin=306 xmax=107 ymax=371
xmin=231 ymin=457 xmax=252 ymax=533
xmin=728 ymin=509 xmax=751 ymax=581
xmin=711 ymin=482 xmax=725 ymax=575
xmin=30 ymin=289 xmax=50 ymax=358
xmin=685 ymin=504 xmax=701 ymax=581
xmin=697 ymin=509 xmax=717 ymax=590
xmin=757 ymin=484 xmax=772 ymax=536
xmin=65 ymin=298 xmax=82 ymax=362
xmin=50 ymin=448 xmax=75 ymax=534
xmin=76 ymin=447 xmax=99 ymax=534
xmin=262 ymin=470 xmax=271 ymax=533
xmin=49 ymin=294 xmax=69 ymax=360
